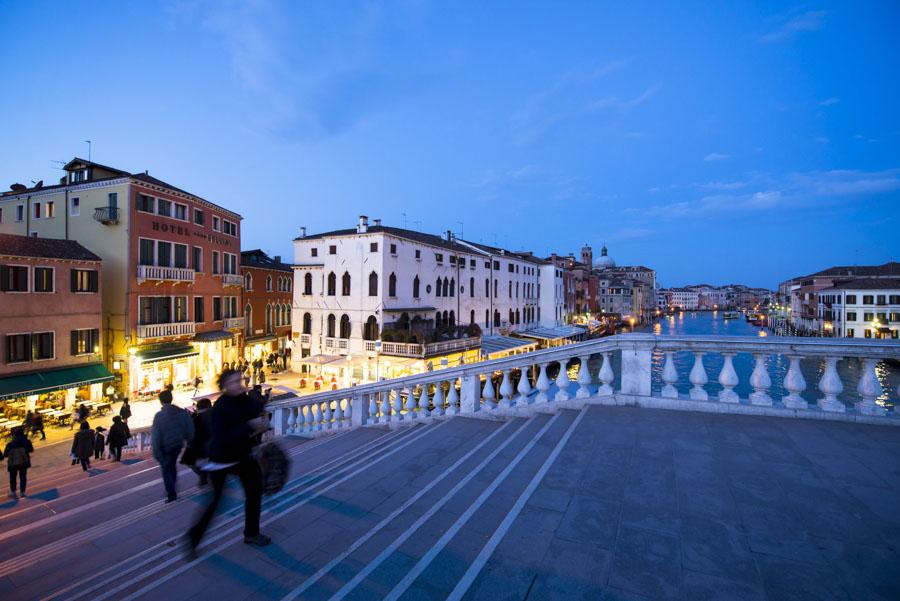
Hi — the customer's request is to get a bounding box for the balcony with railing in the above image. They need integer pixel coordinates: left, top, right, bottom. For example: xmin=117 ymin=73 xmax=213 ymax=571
xmin=137 ymin=264 xmax=195 ymax=284
xmin=137 ymin=321 xmax=195 ymax=340
xmin=300 ymin=334 xmax=312 ymax=347
xmin=93 ymin=206 xmax=119 ymax=225
xmin=323 ymin=337 xmax=350 ymax=354
xmin=224 ymin=316 xmax=245 ymax=330
xmin=222 ymin=273 xmax=244 ymax=287
xmin=363 ymin=336 xmax=481 ymax=358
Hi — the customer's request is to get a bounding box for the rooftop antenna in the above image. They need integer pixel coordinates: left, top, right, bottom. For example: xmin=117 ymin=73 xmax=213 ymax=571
xmin=84 ymin=140 xmax=92 ymax=162
xmin=456 ymin=221 xmax=464 ymax=239
xmin=412 ymin=220 xmax=422 ymax=230
xmin=401 ymin=212 xmax=407 ymax=228
xmin=51 ymin=160 xmax=66 ymax=169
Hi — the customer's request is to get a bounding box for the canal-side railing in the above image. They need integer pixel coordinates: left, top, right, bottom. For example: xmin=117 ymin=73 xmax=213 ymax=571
xmin=267 ymin=334 xmax=900 ymax=435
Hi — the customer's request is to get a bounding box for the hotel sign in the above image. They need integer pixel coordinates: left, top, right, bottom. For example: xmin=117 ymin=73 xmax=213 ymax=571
xmin=151 ymin=221 xmax=233 ymax=247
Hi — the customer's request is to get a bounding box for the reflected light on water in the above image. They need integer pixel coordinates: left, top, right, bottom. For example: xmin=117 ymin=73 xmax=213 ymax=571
xmin=758 ymin=330 xmax=767 ymax=337
xmin=653 ymin=323 xmax=662 ymax=335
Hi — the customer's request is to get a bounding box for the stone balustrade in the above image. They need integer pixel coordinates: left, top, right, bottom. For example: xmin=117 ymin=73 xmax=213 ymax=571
xmin=136 ymin=264 xmax=195 ymax=284
xmin=136 ymin=321 xmax=195 ymax=340
xmin=268 ymin=334 xmax=900 ymax=436
xmin=224 ymin=316 xmax=245 ymax=330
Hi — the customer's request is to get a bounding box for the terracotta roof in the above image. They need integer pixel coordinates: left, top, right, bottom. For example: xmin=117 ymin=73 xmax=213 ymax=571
xmin=240 ymin=249 xmax=292 ymax=272
xmin=0 ymin=234 xmax=101 ymax=261
xmin=807 ymin=262 xmax=900 ymax=278
xmin=820 ymin=278 xmax=900 ymax=291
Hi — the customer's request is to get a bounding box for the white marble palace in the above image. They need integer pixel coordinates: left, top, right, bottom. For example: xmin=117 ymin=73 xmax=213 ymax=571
xmin=291 ymin=217 xmax=566 ymax=377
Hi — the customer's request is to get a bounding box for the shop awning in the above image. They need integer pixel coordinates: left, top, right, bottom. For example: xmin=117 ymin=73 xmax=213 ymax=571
xmin=136 ymin=345 xmax=199 ymax=364
xmin=194 ymin=330 xmax=234 ymax=343
xmin=0 ymin=363 xmax=115 ymax=402
xmin=246 ymin=334 xmax=278 ymax=344
xmin=516 ymin=325 xmax=588 ymax=341
xmin=480 ymin=335 xmax=538 ymax=357
xmin=297 ymin=354 xmax=341 ymax=366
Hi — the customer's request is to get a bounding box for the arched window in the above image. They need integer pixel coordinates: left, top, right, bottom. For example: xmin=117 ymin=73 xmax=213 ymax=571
xmin=449 ymin=278 xmax=455 ymax=297
xmin=485 ymin=309 xmax=490 ymax=328
xmin=388 ymin=273 xmax=397 ymax=297
xmin=515 ymin=309 xmax=520 ymax=325
xmin=327 ymin=313 xmax=336 ymax=337
xmin=265 ymin=304 xmax=273 ymax=333
xmin=342 ymin=272 xmax=351 ymax=296
xmin=435 ymin=277 xmax=442 ymax=297
xmin=274 ymin=304 xmax=281 ymax=327
xmin=470 ymin=277 xmax=474 ymax=298
xmin=303 ymin=312 xmax=312 ymax=335
xmin=516 ymin=282 xmax=519 ymax=298
xmin=245 ymin=304 xmax=253 ymax=336
xmin=327 ymin=272 xmax=336 ymax=296
xmin=435 ymin=312 xmax=442 ymax=327
xmin=470 ymin=309 xmax=475 ymax=324
xmin=285 ymin=305 xmax=291 ymax=325
xmin=443 ymin=310 xmax=448 ymax=326
xmin=443 ymin=278 xmax=449 ymax=298
xmin=304 ymin=272 xmax=312 ymax=295
xmin=509 ymin=281 xmax=512 ymax=298
xmin=494 ymin=310 xmax=500 ymax=327
xmin=286 ymin=277 xmax=291 ymax=292
xmin=493 ymin=279 xmax=498 ymax=298
xmin=485 ymin=278 xmax=489 ymax=298
xmin=368 ymin=271 xmax=378 ymax=296
xmin=449 ymin=310 xmax=455 ymax=328
xmin=339 ymin=314 xmax=351 ymax=339
xmin=412 ymin=276 xmax=420 ymax=298
xmin=363 ymin=316 xmax=379 ymax=341
xmin=245 ymin=273 xmax=252 ymax=290
xmin=266 ymin=275 xmax=272 ymax=291
xmin=509 ymin=309 xmax=514 ymax=325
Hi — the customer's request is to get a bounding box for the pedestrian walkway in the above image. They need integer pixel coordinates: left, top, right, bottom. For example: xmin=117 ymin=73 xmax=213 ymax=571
xmin=1 ymin=406 xmax=899 ymax=600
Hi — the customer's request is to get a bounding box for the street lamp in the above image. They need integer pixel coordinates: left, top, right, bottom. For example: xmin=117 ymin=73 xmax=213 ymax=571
xmin=629 ymin=317 xmax=635 ymax=333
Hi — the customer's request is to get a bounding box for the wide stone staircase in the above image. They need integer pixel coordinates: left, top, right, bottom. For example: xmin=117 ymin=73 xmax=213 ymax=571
xmin=1 ymin=406 xmax=900 ymax=601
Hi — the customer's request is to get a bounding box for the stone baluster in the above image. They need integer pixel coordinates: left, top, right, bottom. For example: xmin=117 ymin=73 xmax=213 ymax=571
xmin=516 ymin=366 xmax=532 ymax=407
xmin=535 ymin=363 xmax=551 ymax=403
xmin=418 ymin=384 xmax=431 ymax=419
xmin=482 ymin=372 xmax=497 ymax=410
xmin=313 ymin=402 xmax=323 ymax=431
xmin=324 ymin=400 xmax=334 ymax=430
xmin=369 ymin=394 xmax=379 ymax=424
xmin=856 ymin=358 xmax=885 ymax=416
xmin=718 ymin=353 xmax=739 ymax=403
xmin=380 ymin=391 xmax=391 ymax=423
xmin=296 ymin=405 xmax=307 ymax=433
xmin=433 ymin=381 xmax=445 ymax=416
xmin=393 ymin=388 xmax=403 ymax=421
xmin=334 ymin=398 xmax=344 ymax=428
xmin=748 ymin=354 xmax=772 ymax=406
xmin=598 ymin=353 xmax=614 ymax=396
xmin=555 ymin=360 xmax=572 ymax=402
xmin=782 ymin=356 xmax=808 ymax=409
xmin=576 ymin=355 xmax=592 ymax=399
xmin=661 ymin=351 xmax=678 ymax=399
xmin=689 ymin=352 xmax=708 ymax=401
xmin=817 ymin=357 xmax=845 ymax=413
xmin=286 ymin=406 xmax=297 ymax=433
xmin=404 ymin=385 xmax=415 ymax=419
xmin=499 ymin=370 xmax=514 ymax=408
xmin=446 ymin=379 xmax=459 ymax=416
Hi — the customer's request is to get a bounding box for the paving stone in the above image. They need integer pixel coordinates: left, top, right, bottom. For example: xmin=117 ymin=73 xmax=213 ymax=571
xmin=608 ymin=525 xmax=681 ymax=601
xmin=527 ymin=537 xmax=611 ymax=599
xmin=680 ymin=570 xmax=766 ymax=601
xmin=679 ymin=514 xmax=761 ymax=585
xmin=757 ymin=556 xmax=852 ymax=601
xmin=555 ymin=495 xmax=620 ymax=549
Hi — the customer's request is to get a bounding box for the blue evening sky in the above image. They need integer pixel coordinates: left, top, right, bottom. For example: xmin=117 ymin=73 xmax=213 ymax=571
xmin=1 ymin=1 xmax=898 ymax=288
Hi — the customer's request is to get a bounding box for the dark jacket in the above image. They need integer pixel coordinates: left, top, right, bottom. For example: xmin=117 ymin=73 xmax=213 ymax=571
xmin=108 ymin=422 xmax=131 ymax=447
xmin=94 ymin=432 xmax=106 ymax=452
xmin=3 ymin=434 xmax=34 ymax=470
xmin=119 ymin=403 xmax=132 ymax=420
xmin=150 ymin=404 xmax=194 ymax=461
xmin=207 ymin=392 xmax=264 ymax=464
xmin=72 ymin=429 xmax=95 ymax=460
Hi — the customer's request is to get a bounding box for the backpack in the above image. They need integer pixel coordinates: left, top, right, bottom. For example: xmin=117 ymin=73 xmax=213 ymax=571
xmin=8 ymin=446 xmax=28 ymax=469
xmin=256 ymin=441 xmax=290 ymax=495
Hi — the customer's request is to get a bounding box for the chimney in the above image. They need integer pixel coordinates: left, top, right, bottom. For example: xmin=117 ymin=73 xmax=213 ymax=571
xmin=373 ymin=218 xmax=382 ymax=226
xmin=274 ymin=255 xmax=281 ymax=264
xmin=298 ymin=226 xmax=307 ymax=239
xmin=444 ymin=230 xmax=453 ymax=242
xmin=357 ymin=215 xmax=369 ymax=233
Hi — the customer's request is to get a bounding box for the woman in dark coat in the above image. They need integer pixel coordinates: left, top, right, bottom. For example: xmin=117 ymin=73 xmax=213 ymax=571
xmin=184 ymin=398 xmax=213 ymax=485
xmin=119 ymin=399 xmax=132 ymax=423
xmin=71 ymin=421 xmax=95 ymax=472
xmin=107 ymin=416 xmax=130 ymax=462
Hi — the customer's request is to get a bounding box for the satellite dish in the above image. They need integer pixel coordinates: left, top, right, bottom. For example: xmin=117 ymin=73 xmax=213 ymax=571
xmin=33 ymin=180 xmax=43 ymax=189
xmin=10 ymin=183 xmax=26 ymax=192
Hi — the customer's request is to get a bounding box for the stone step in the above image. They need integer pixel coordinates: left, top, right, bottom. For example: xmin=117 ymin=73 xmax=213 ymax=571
xmin=8 ymin=422 xmax=432 ymax=601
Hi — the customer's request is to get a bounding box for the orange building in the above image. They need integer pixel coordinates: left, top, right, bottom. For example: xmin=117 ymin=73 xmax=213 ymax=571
xmin=240 ymin=250 xmax=293 ymax=363
xmin=0 ymin=234 xmax=111 ymax=418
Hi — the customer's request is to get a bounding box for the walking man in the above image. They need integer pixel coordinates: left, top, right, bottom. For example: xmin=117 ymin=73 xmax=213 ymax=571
xmin=2 ymin=427 xmax=34 ymax=499
xmin=119 ymin=398 xmax=132 ymax=424
xmin=31 ymin=412 xmax=46 ymax=440
xmin=107 ymin=416 xmax=130 ymax=462
xmin=71 ymin=421 xmax=94 ymax=472
xmin=187 ymin=368 xmax=270 ymax=552
xmin=150 ymin=389 xmax=194 ymax=503
xmin=192 ymin=375 xmax=202 ymax=398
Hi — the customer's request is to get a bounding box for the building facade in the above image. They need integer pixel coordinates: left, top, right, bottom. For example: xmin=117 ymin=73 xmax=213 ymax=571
xmin=817 ymin=279 xmax=900 ymax=339
xmin=241 ymin=250 xmax=293 ymax=361
xmin=0 ymin=158 xmax=243 ymax=398
xmin=291 ymin=217 xmax=563 ymax=381
xmin=0 ymin=234 xmax=111 ymax=414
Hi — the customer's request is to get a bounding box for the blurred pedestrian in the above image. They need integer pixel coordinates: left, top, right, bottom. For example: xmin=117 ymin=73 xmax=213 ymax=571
xmin=94 ymin=426 xmax=106 ymax=460
xmin=150 ymin=389 xmax=194 ymax=503
xmin=108 ymin=416 xmax=130 ymax=462
xmin=2 ymin=427 xmax=34 ymax=498
xmin=119 ymin=398 xmax=132 ymax=424
xmin=71 ymin=421 xmax=94 ymax=472
xmin=31 ymin=412 xmax=46 ymax=440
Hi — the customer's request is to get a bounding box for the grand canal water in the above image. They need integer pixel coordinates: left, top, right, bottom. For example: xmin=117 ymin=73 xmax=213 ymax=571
xmin=581 ymin=311 xmax=898 ymax=408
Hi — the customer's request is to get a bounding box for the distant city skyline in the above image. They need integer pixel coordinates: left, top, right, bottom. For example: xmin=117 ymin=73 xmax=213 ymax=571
xmin=1 ymin=1 xmax=898 ymax=289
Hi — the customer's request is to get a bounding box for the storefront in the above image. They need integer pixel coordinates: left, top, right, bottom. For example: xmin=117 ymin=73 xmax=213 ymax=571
xmin=0 ymin=363 xmax=114 ymax=425
xmin=244 ymin=334 xmax=279 ymax=362
xmin=129 ymin=344 xmax=198 ymax=400
xmin=193 ymin=330 xmax=238 ymax=386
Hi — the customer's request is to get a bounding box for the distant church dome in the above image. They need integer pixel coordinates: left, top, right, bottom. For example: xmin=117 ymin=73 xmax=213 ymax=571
xmin=594 ymin=245 xmax=616 ymax=269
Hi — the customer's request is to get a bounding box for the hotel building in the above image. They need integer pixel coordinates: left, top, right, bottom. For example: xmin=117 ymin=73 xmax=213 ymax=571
xmin=0 ymin=158 xmax=244 ymax=398
xmin=818 ymin=279 xmax=900 ymax=339
xmin=241 ymin=249 xmax=294 ymax=361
